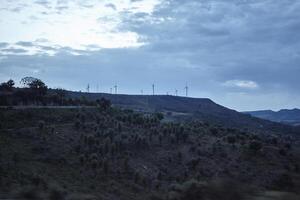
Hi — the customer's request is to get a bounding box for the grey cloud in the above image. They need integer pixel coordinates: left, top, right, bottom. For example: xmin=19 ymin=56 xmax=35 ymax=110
xmin=105 ymin=3 xmax=117 ymax=10
xmin=1 ymin=0 xmax=300 ymax=111
xmin=0 ymin=3 xmax=28 ymax=13
xmin=34 ymin=0 xmax=51 ymax=7
xmin=0 ymin=42 xmax=9 ymax=48
xmin=34 ymin=0 xmax=49 ymax=4
xmin=1 ymin=41 xmax=300 ymax=110
xmin=2 ymin=41 xmax=60 ymax=55
xmin=38 ymin=45 xmax=57 ymax=51
xmin=55 ymin=5 xmax=68 ymax=11
xmin=119 ymin=0 xmax=300 ymax=83
xmin=16 ymin=41 xmax=34 ymax=47
xmin=35 ymin=38 xmax=49 ymax=43
xmin=1 ymin=48 xmax=28 ymax=54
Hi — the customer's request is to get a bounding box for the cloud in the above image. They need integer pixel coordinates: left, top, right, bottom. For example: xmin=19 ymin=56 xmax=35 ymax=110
xmin=222 ymin=80 xmax=259 ymax=89
xmin=105 ymin=3 xmax=117 ymax=10
xmin=1 ymin=48 xmax=28 ymax=54
xmin=0 ymin=42 xmax=9 ymax=48
xmin=1 ymin=0 xmax=300 ymax=110
xmin=16 ymin=41 xmax=35 ymax=47
xmin=34 ymin=0 xmax=51 ymax=8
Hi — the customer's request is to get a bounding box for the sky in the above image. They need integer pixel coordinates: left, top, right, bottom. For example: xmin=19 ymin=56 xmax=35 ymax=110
xmin=0 ymin=0 xmax=300 ymax=111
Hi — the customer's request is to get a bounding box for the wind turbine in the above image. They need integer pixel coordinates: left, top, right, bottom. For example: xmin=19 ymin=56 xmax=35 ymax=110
xmin=86 ymin=84 xmax=90 ymax=93
xmin=184 ymin=84 xmax=188 ymax=97
xmin=114 ymin=84 xmax=118 ymax=94
xmin=175 ymin=89 xmax=178 ymax=96
xmin=152 ymin=84 xmax=155 ymax=95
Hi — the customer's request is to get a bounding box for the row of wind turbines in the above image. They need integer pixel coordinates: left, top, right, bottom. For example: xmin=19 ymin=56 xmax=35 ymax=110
xmin=86 ymin=83 xmax=189 ymax=97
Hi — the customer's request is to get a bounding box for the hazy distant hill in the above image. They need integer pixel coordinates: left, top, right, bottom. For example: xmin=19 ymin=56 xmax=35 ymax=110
xmin=67 ymin=91 xmax=300 ymax=135
xmin=245 ymin=109 xmax=300 ymax=126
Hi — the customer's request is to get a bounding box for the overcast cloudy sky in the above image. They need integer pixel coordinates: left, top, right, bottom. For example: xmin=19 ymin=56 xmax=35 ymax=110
xmin=1 ymin=0 xmax=300 ymax=111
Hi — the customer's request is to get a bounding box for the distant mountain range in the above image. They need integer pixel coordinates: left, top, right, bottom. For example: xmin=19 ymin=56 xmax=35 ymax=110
xmin=245 ymin=109 xmax=300 ymax=126
xmin=67 ymin=91 xmax=300 ymax=135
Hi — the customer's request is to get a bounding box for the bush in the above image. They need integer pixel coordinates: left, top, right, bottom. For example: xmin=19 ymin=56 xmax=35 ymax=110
xmin=48 ymin=186 xmax=65 ymax=200
xmin=227 ymin=135 xmax=236 ymax=144
xmin=210 ymin=128 xmax=218 ymax=136
xmin=167 ymin=179 xmax=247 ymax=200
xmin=272 ymin=173 xmax=294 ymax=190
xmin=248 ymin=140 xmax=262 ymax=154
xmin=14 ymin=186 xmax=41 ymax=200
xmin=38 ymin=120 xmax=45 ymax=130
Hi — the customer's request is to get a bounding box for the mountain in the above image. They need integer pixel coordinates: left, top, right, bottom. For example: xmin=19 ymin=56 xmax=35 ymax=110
xmin=245 ymin=109 xmax=300 ymax=126
xmin=67 ymin=91 xmax=300 ymax=135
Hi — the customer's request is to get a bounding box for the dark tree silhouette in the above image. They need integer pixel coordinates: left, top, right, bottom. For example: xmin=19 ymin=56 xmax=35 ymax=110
xmin=28 ymin=79 xmax=47 ymax=96
xmin=0 ymin=79 xmax=15 ymax=91
xmin=55 ymin=88 xmax=67 ymax=105
xmin=97 ymin=98 xmax=111 ymax=110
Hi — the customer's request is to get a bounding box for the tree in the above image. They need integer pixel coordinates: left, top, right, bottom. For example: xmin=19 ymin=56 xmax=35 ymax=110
xmin=6 ymin=79 xmax=15 ymax=88
xmin=0 ymin=79 xmax=15 ymax=91
xmin=55 ymin=88 xmax=66 ymax=105
xmin=97 ymin=98 xmax=111 ymax=110
xmin=154 ymin=112 xmax=164 ymax=121
xmin=28 ymin=79 xmax=47 ymax=96
xmin=20 ymin=77 xmax=48 ymax=104
xmin=20 ymin=77 xmax=37 ymax=87
xmin=21 ymin=77 xmax=47 ymax=96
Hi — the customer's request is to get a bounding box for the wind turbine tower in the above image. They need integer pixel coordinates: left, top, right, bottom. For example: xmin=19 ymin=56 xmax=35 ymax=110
xmin=87 ymin=84 xmax=90 ymax=93
xmin=114 ymin=85 xmax=118 ymax=94
xmin=184 ymin=84 xmax=188 ymax=97
xmin=152 ymin=84 xmax=155 ymax=95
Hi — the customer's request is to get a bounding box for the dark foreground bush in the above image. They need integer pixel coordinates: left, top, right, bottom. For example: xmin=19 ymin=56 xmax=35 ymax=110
xmin=14 ymin=186 xmax=42 ymax=200
xmin=167 ymin=179 xmax=248 ymax=200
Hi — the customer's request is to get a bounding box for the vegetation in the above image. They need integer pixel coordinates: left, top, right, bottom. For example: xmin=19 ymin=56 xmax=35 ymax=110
xmin=0 ymin=78 xmax=300 ymax=199
xmin=0 ymin=104 xmax=299 ymax=199
xmin=0 ymin=78 xmax=104 ymax=106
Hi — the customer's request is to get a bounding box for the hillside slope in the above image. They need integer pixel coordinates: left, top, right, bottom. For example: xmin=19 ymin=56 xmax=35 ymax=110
xmin=67 ymin=92 xmax=300 ymax=135
xmin=1 ymin=107 xmax=300 ymax=199
xmin=245 ymin=109 xmax=300 ymax=126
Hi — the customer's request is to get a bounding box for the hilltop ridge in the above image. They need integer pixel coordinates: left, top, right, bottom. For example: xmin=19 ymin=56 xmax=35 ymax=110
xmin=67 ymin=91 xmax=300 ymax=135
xmin=245 ymin=108 xmax=300 ymax=126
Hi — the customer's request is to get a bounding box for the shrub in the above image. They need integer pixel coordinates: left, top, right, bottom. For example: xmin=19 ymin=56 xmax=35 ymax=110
xmin=103 ymin=159 xmax=109 ymax=174
xmin=227 ymin=135 xmax=236 ymax=144
xmin=210 ymin=128 xmax=218 ymax=136
xmin=38 ymin=120 xmax=45 ymax=130
xmin=134 ymin=172 xmax=140 ymax=183
xmin=79 ymin=154 xmax=85 ymax=165
xmin=14 ymin=187 xmax=41 ymax=200
xmin=124 ymin=156 xmax=130 ymax=171
xmin=48 ymin=186 xmax=65 ymax=200
xmin=272 ymin=173 xmax=294 ymax=190
xmin=168 ymin=179 xmax=247 ymax=200
xmin=91 ymin=159 xmax=98 ymax=169
xmin=51 ymin=126 xmax=55 ymax=134
xmin=248 ymin=140 xmax=262 ymax=154
xmin=279 ymin=148 xmax=287 ymax=156
xmin=74 ymin=120 xmax=80 ymax=129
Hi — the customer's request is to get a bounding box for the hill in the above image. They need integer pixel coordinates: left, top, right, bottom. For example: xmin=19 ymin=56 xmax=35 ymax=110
xmin=245 ymin=109 xmax=300 ymax=126
xmin=1 ymin=106 xmax=300 ymax=199
xmin=67 ymin=92 xmax=300 ymax=135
